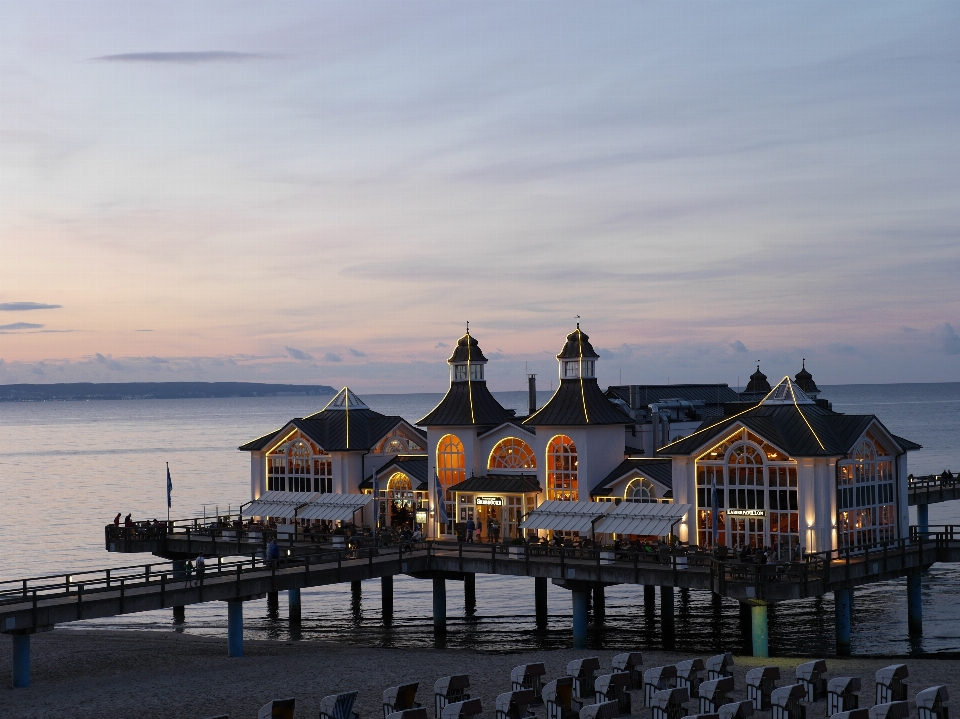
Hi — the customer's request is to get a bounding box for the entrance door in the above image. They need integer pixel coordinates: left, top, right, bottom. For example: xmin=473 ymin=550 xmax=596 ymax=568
xmin=729 ymin=517 xmax=765 ymax=549
xmin=476 ymin=504 xmax=500 ymax=542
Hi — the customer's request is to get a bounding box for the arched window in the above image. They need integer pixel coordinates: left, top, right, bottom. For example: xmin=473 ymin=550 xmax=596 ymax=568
xmin=625 ymin=477 xmax=656 ymax=503
xmin=436 ymin=434 xmax=464 ymax=534
xmin=387 ymin=472 xmax=412 ymax=491
xmin=383 ymin=438 xmax=407 ymax=454
xmin=546 ymin=435 xmax=577 ymax=500
xmin=488 ymin=437 xmax=536 ymax=470
xmin=838 ymin=435 xmax=896 ymax=548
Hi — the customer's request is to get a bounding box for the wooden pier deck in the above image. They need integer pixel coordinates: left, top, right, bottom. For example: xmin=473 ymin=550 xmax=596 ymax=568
xmin=909 ymin=472 xmax=960 ymax=506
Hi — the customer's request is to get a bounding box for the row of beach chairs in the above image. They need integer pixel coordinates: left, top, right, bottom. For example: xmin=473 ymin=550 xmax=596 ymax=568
xmin=205 ymin=655 xmax=948 ymax=719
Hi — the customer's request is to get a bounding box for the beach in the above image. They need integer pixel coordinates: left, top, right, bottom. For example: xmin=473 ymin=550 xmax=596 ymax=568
xmin=4 ymin=629 xmax=957 ymax=719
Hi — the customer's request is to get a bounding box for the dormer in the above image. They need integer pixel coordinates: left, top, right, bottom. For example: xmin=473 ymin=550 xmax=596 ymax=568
xmin=556 ymin=324 xmax=599 ymax=380
xmin=448 ymin=330 xmax=487 ymax=383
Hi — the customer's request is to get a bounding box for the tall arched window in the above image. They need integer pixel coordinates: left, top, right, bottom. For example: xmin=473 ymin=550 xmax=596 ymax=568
xmin=838 ymin=434 xmax=895 ymax=549
xmin=625 ymin=477 xmax=656 ymax=503
xmin=488 ymin=437 xmax=536 ymax=470
xmin=547 ymin=435 xmax=578 ymax=500
xmin=436 ymin=434 xmax=464 ymax=533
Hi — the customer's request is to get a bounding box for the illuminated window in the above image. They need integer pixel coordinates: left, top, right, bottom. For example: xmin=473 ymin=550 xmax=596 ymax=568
xmin=547 ymin=435 xmax=578 ymax=500
xmin=383 ymin=438 xmax=406 ymax=454
xmin=837 ymin=435 xmax=895 ymax=549
xmin=436 ymin=434 xmax=465 ymax=533
xmin=488 ymin=437 xmax=536 ymax=470
xmin=266 ymin=434 xmax=330 ymax=493
xmin=625 ymin=477 xmax=657 ymax=503
xmin=387 ymin=472 xmax=412 ymax=491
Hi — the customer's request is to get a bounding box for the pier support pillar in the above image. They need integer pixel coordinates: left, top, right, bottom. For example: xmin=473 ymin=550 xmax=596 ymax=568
xmin=227 ymin=600 xmax=244 ymax=658
xmin=660 ymin=586 xmax=675 ymax=635
xmin=11 ymin=633 xmax=30 ymax=688
xmin=172 ymin=560 xmax=186 ymax=623
xmin=917 ymin=504 xmax=929 ymax=536
xmin=381 ymin=576 xmax=393 ymax=622
xmin=535 ymin=577 xmax=548 ymax=627
xmin=173 ymin=605 xmax=185 ymax=623
xmin=572 ymin=589 xmax=589 ymax=649
xmin=433 ymin=577 xmax=446 ymax=631
xmin=593 ymin=585 xmax=605 ymax=624
xmin=351 ymin=580 xmax=362 ymax=595
xmin=644 ymin=585 xmax=656 ymax=612
xmin=288 ymin=588 xmax=301 ymax=622
xmin=750 ymin=603 xmax=769 ymax=658
xmin=267 ymin=591 xmax=279 ymax=617
xmin=834 ymin=588 xmax=852 ymax=656
xmin=907 ymin=572 xmax=923 ymax=636
xmin=464 ymin=573 xmax=476 ymax=614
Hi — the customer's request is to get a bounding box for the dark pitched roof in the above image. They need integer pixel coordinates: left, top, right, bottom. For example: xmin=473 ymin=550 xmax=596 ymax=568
xmin=524 ymin=377 xmax=632 ymax=426
xmin=448 ymin=332 xmax=488 ymax=363
xmin=591 ymin=458 xmax=674 ymax=496
xmin=606 ymin=384 xmax=741 ymax=406
xmin=892 ymin=434 xmax=923 ymax=452
xmin=556 ymin=325 xmax=600 ymax=360
xmin=418 ymin=380 xmax=513 ymax=427
xmin=360 ymin=455 xmax=428 ymax=491
xmin=449 ymin=474 xmax=541 ymax=494
xmin=238 ymin=428 xmax=284 ymax=451
xmin=656 ymin=401 xmax=918 ymax=458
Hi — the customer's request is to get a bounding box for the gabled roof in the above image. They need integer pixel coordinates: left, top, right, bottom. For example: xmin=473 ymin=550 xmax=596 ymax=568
xmin=238 ymin=427 xmax=285 ymax=452
xmin=418 ymin=380 xmax=513 ymax=427
xmin=524 ymin=377 xmax=632 ymax=426
xmin=449 ymin=474 xmax=541 ymax=494
xmin=592 ymin=458 xmax=673 ymax=496
xmin=240 ymin=408 xmax=423 ymax=454
xmin=656 ymin=385 xmax=918 ymax=458
xmin=360 ymin=455 xmax=428 ymax=491
xmin=477 ymin=419 xmax=535 ymax=438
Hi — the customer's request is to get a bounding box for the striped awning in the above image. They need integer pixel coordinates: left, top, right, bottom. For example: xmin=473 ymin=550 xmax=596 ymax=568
xmin=297 ymin=493 xmax=372 ymax=521
xmin=520 ymin=499 xmax=690 ymax=536
xmin=243 ymin=491 xmax=318 ymax=519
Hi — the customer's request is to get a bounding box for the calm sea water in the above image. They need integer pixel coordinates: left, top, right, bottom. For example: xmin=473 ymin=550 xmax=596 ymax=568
xmin=1 ymin=383 xmax=958 ymax=656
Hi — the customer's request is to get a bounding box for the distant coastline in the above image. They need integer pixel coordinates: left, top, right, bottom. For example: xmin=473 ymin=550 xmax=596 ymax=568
xmin=0 ymin=381 xmax=336 ymax=402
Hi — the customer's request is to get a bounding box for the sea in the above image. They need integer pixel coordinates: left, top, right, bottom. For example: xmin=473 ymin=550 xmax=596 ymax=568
xmin=2 ymin=383 xmax=959 ymax=657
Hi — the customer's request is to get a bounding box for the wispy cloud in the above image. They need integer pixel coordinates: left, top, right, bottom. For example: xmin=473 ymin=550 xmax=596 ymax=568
xmin=93 ymin=51 xmax=280 ymax=64
xmin=324 ymin=352 xmax=343 ymax=363
xmin=0 ymin=322 xmax=43 ymax=330
xmin=348 ymin=348 xmax=366 ymax=358
xmin=730 ymin=340 xmax=749 ymax=353
xmin=0 ymin=302 xmax=61 ymax=311
xmin=435 ymin=342 xmax=450 ymax=348
xmin=933 ymin=323 xmax=960 ymax=355
xmin=94 ymin=353 xmax=124 ymax=370
xmin=285 ymin=346 xmax=314 ymax=361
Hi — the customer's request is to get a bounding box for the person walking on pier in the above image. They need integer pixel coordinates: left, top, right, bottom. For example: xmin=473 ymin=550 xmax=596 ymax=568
xmin=266 ymin=539 xmax=280 ymax=569
xmin=195 ymin=554 xmax=205 ymax=587
xmin=466 ymin=516 xmax=475 ymax=543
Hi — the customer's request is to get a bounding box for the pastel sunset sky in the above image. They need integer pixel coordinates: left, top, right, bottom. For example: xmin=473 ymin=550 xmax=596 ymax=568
xmin=1 ymin=1 xmax=959 ymax=391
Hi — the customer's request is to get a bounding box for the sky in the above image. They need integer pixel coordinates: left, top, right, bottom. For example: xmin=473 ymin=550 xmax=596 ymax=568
xmin=1 ymin=1 xmax=959 ymax=392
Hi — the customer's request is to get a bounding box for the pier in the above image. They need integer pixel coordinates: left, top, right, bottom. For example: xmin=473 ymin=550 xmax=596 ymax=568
xmin=4 ymin=527 xmax=960 ymax=687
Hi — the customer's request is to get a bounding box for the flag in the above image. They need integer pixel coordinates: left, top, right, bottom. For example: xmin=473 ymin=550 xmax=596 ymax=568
xmin=166 ymin=463 xmax=173 ymax=509
xmin=435 ymin=473 xmax=449 ymax=525
xmin=372 ymin=473 xmax=380 ymax=529
xmin=711 ymin=472 xmax=720 ymax=545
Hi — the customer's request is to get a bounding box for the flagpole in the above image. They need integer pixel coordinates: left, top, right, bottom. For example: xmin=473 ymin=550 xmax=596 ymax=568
xmin=166 ymin=462 xmax=171 ymax=525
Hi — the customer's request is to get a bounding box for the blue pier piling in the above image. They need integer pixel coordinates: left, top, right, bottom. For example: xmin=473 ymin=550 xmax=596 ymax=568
xmin=12 ymin=633 xmax=30 ymax=688
xmin=381 ymin=575 xmax=393 ymax=622
xmin=751 ymin=604 xmax=769 ymax=658
xmin=433 ymin=577 xmax=446 ymax=631
xmin=917 ymin=504 xmax=929 ymax=536
xmin=907 ymin=572 xmax=923 ymax=636
xmin=660 ymin=585 xmax=675 ymax=634
xmin=572 ymin=589 xmax=589 ymax=649
xmin=227 ymin=600 xmax=244 ymax=657
xmin=834 ymin=588 xmax=852 ymax=656
xmin=535 ymin=577 xmax=548 ymax=627
xmin=288 ymin=588 xmax=301 ymax=622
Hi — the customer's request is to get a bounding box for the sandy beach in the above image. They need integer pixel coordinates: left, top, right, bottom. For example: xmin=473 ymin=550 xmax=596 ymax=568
xmin=3 ymin=629 xmax=957 ymax=719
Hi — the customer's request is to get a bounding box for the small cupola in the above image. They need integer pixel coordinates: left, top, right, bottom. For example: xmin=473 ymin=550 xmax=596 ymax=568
xmin=744 ymin=363 xmax=771 ymax=394
xmin=794 ymin=359 xmax=820 ymax=398
xmin=448 ymin=327 xmax=488 ymax=383
xmin=556 ymin=323 xmax=600 ymax=380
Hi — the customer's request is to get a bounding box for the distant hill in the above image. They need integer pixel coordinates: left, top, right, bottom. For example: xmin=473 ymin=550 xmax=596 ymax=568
xmin=0 ymin=382 xmax=336 ymax=402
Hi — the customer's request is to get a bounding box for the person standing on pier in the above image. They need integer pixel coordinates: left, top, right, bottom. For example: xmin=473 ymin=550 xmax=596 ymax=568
xmin=466 ymin=516 xmax=475 ymax=543
xmin=195 ymin=554 xmax=205 ymax=587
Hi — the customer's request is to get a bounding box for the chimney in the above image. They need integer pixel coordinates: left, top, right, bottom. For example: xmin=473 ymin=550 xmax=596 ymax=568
xmin=629 ymin=384 xmax=641 ymax=410
xmin=528 ymin=374 xmax=537 ymax=416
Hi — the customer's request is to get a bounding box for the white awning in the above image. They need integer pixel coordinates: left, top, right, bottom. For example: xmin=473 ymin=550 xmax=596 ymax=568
xmin=243 ymin=491 xmax=318 ymax=519
xmin=520 ymin=499 xmax=690 ymax=537
xmin=297 ymin=493 xmax=373 ymax=521
xmin=594 ymin=501 xmax=690 ymax=537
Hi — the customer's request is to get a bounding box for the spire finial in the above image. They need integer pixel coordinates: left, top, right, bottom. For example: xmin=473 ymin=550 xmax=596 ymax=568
xmin=757 ymin=360 xmax=760 ymax=371
xmin=466 ymin=320 xmax=470 ymax=335
xmin=575 ymin=314 xmax=580 ymax=330
xmin=802 ymin=357 xmax=806 ymax=369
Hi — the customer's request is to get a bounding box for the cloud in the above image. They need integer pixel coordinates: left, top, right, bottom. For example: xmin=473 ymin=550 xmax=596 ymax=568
xmin=730 ymin=340 xmax=749 ymax=353
xmin=435 ymin=342 xmax=450 ymax=348
xmin=932 ymin=323 xmax=960 ymax=355
xmin=31 ymin=364 xmax=44 ymax=376
xmin=94 ymin=51 xmax=279 ymax=64
xmin=324 ymin=352 xmax=343 ymax=363
xmin=94 ymin=352 xmax=124 ymax=370
xmin=0 ymin=302 xmax=61 ymax=311
xmin=0 ymin=322 xmax=43 ymax=330
xmin=348 ymin=348 xmax=367 ymax=357
xmin=902 ymin=327 xmax=919 ymax=334
xmin=136 ymin=329 xmax=153 ymax=332
xmin=285 ymin=346 xmax=314 ymax=361
xmin=827 ymin=343 xmax=860 ymax=356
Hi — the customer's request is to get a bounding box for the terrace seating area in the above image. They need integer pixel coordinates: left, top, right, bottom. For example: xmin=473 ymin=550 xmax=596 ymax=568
xmin=198 ymin=657 xmax=947 ymax=719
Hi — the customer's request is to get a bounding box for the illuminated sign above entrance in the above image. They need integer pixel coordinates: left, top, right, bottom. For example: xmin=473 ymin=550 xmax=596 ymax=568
xmin=727 ymin=509 xmax=766 ymax=518
xmin=476 ymin=496 xmax=504 ymax=506
xmin=415 ymin=511 xmax=427 ymax=524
